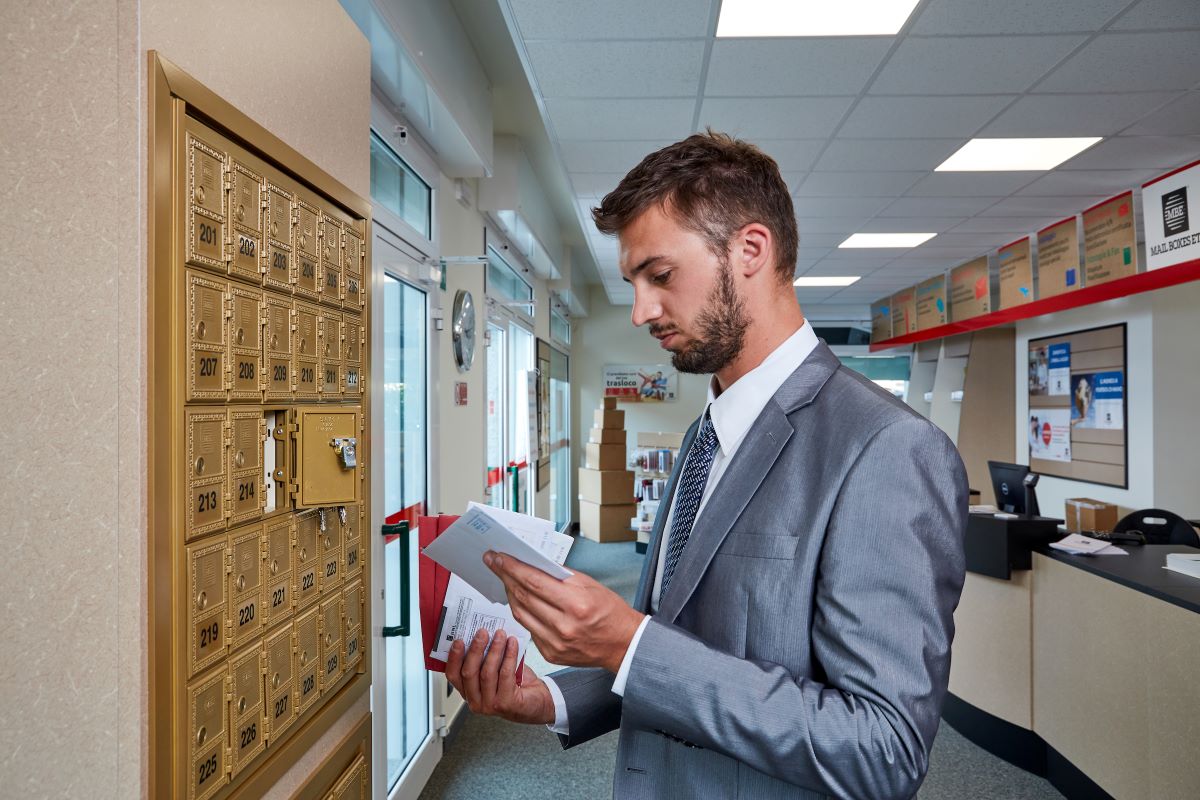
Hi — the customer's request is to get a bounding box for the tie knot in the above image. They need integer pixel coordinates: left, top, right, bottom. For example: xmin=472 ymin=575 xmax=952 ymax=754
xmin=697 ymin=409 xmax=718 ymax=451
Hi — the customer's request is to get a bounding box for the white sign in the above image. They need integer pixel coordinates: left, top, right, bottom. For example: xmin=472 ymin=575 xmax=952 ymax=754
xmin=1142 ymin=160 xmax=1200 ymax=270
xmin=1029 ymin=408 xmax=1072 ymax=463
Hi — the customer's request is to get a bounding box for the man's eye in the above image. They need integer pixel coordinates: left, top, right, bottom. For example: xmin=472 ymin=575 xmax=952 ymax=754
xmin=651 ymin=271 xmax=671 ymax=285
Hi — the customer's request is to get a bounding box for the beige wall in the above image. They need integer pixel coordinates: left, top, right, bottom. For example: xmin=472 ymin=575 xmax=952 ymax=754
xmin=0 ymin=1 xmax=369 ymax=797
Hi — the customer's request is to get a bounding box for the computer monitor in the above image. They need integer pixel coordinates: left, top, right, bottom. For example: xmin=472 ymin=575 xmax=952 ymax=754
xmin=988 ymin=460 xmax=1040 ymax=516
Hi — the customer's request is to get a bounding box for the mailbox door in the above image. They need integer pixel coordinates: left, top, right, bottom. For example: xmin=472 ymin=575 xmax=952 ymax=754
xmin=187 ymin=538 xmax=228 ymax=676
xmin=294 ymin=606 xmax=321 ymax=715
xmin=320 ymin=215 xmax=343 ymax=308
xmin=293 ymin=406 xmax=361 ymax=508
xmin=263 ymin=293 xmax=293 ymax=401
xmin=293 ymin=301 xmax=321 ymax=401
xmin=227 ymin=410 xmax=263 ymax=525
xmin=320 ymin=594 xmax=343 ymax=689
xmin=263 ymin=182 xmax=293 ymax=293
xmin=265 ymin=623 xmax=295 ymax=741
xmin=342 ymin=314 xmax=362 ymax=398
xmin=342 ymin=229 xmax=364 ymax=312
xmin=319 ymin=309 xmax=342 ymax=399
xmin=228 ymin=285 xmax=262 ymax=400
xmin=187 ymin=134 xmax=226 ymax=274
xmin=294 ymin=199 xmax=320 ymax=301
xmin=187 ymin=667 xmax=229 ymax=800
xmin=293 ymin=510 xmax=321 ymax=610
xmin=187 ymin=272 xmax=227 ymax=402
xmin=342 ymin=536 xmax=362 ymax=579
xmin=229 ymin=644 xmax=266 ymax=777
xmin=321 ymin=516 xmax=343 ymax=595
xmin=228 ymin=523 xmax=264 ymax=648
xmin=343 ymin=579 xmax=364 ymax=674
xmin=263 ymin=516 xmax=294 ymax=632
xmin=228 ymin=160 xmax=264 ymax=282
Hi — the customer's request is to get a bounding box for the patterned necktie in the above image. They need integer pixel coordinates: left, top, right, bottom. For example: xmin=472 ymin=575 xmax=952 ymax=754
xmin=661 ymin=409 xmax=719 ymax=595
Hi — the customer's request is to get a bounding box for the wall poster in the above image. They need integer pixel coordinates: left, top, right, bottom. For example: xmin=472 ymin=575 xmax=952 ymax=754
xmin=1027 ymin=323 xmax=1127 ymax=487
xmin=1142 ymin=160 xmax=1200 ymax=271
xmin=604 ymin=365 xmax=678 ymax=402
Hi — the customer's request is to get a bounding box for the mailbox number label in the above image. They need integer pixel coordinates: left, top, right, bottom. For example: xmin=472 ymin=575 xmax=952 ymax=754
xmin=271 ymin=251 xmax=287 ymax=275
xmin=237 ymin=361 xmax=255 ymax=380
xmin=347 ymin=638 xmax=358 ymax=660
xmin=300 ymin=367 xmax=314 ymax=385
xmin=346 ymin=549 xmax=357 ymax=569
xmin=197 ymin=754 xmax=218 ymax=787
xmin=301 ymin=572 xmax=315 ymax=591
xmin=198 ymin=357 xmax=219 ymax=377
xmin=238 ymin=236 xmax=256 ymax=258
xmin=325 ymin=560 xmax=337 ymax=578
xmin=238 ymin=603 xmax=255 ymax=627
xmin=273 ymin=694 xmax=289 ymax=719
xmin=273 ymin=365 xmax=287 ymax=383
xmin=238 ymin=722 xmax=257 ymax=750
xmin=199 ymin=620 xmax=220 ymax=649
xmin=197 ymin=490 xmax=219 ymax=514
xmin=237 ymin=481 xmax=256 ymax=503
xmin=326 ymin=654 xmax=338 ymax=675
xmin=302 ymin=674 xmax=315 ymax=697
xmin=272 ymin=587 xmax=287 ymax=608
xmin=198 ymin=222 xmax=218 ymax=246
xmin=301 ymin=259 xmax=315 ymax=280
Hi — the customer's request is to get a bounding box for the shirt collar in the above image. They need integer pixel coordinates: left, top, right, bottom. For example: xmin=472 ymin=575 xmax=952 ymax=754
xmin=703 ymin=321 xmax=819 ymax=458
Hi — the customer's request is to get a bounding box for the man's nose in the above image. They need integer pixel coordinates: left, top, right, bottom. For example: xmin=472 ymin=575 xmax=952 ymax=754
xmin=630 ymin=289 xmax=661 ymax=327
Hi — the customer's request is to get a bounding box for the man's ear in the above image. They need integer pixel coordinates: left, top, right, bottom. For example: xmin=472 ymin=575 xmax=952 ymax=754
xmin=732 ymin=222 xmax=772 ymax=278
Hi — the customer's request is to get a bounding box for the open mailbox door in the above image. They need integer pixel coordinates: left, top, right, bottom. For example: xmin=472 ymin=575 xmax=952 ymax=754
xmin=292 ymin=406 xmax=362 ymax=508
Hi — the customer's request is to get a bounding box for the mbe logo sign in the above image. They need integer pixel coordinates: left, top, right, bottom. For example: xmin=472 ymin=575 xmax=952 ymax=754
xmin=1163 ymin=187 xmax=1188 ymax=235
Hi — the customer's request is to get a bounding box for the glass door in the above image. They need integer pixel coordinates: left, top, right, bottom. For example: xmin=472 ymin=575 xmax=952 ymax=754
xmin=485 ymin=321 xmax=507 ymax=508
xmin=373 ymin=230 xmax=440 ymax=800
xmin=548 ymin=346 xmax=571 ymax=529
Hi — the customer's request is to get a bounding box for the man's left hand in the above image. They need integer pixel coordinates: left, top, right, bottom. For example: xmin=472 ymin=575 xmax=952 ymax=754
xmin=484 ymin=551 xmax=644 ymax=674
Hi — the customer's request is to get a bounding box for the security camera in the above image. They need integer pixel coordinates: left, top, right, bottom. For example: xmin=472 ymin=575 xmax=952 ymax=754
xmin=394 ymin=125 xmax=409 ymax=145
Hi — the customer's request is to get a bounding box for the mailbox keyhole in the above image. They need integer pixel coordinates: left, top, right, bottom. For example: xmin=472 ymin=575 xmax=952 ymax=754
xmin=271 ymin=334 xmax=279 ymax=349
xmin=300 ymin=338 xmax=307 ymax=354
xmin=236 ymin=575 xmax=245 ymax=591
xmin=197 ymin=726 xmax=207 ymax=746
xmin=234 ymin=450 xmax=245 ymax=468
xmin=237 ymin=204 xmax=245 ymax=222
xmin=301 ymin=649 xmax=308 ymax=665
xmin=197 ymin=591 xmax=207 ymax=610
xmin=272 ymin=673 xmax=281 ymax=689
xmin=300 ymin=548 xmax=307 ymax=561
xmin=271 ymin=221 xmax=279 ymax=237
xmin=270 ymin=559 xmax=278 ymax=576
xmin=325 ymin=633 xmax=333 ymax=646
xmin=300 ymin=234 xmax=308 ymax=249
xmin=195 ymin=457 xmax=205 ymax=475
xmin=324 ymin=536 xmax=331 ymax=549
xmin=238 ymin=697 xmax=247 ymax=714
xmin=196 ymin=321 xmax=206 ymax=340
xmin=195 ymin=186 xmax=205 ymax=204
xmin=236 ymin=327 xmax=244 ymax=344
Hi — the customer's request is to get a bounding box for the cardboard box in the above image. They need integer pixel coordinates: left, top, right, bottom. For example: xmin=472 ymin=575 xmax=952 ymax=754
xmin=594 ymin=409 xmax=625 ymax=430
xmin=602 ymin=396 xmax=617 ymax=410
xmin=915 ymin=274 xmax=948 ymax=330
xmin=578 ymin=468 xmax=635 ymax=504
xmin=890 ymin=287 xmax=917 ymax=335
xmin=1036 ymin=216 xmax=1081 ymax=299
xmin=579 ymin=500 xmax=637 ymax=543
xmin=998 ymin=236 xmax=1034 ymax=309
xmin=1065 ymin=498 xmax=1120 ymax=533
xmin=949 ymin=256 xmax=992 ymax=321
xmin=870 ymin=297 xmax=892 ymax=342
xmin=588 ymin=426 xmax=626 ymax=445
xmin=585 ymin=442 xmax=626 ymax=471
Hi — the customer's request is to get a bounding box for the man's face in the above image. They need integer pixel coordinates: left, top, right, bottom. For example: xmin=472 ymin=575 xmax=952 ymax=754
xmin=619 ymin=205 xmax=748 ymax=375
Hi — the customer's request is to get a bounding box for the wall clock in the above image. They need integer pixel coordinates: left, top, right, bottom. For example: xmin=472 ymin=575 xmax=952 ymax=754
xmin=452 ymin=289 xmax=476 ymax=373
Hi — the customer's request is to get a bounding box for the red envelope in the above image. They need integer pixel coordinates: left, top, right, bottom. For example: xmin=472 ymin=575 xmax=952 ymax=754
xmin=418 ymin=513 xmax=525 ymax=684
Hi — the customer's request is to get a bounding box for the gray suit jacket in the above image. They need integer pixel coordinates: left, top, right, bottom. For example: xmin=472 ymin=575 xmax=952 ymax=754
xmin=553 ymin=343 xmax=967 ymax=799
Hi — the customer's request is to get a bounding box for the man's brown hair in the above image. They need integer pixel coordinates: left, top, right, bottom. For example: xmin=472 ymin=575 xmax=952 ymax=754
xmin=592 ymin=131 xmax=798 ymax=284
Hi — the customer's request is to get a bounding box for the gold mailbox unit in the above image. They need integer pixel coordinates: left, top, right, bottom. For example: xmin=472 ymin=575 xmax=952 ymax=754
xmin=149 ymin=54 xmax=371 ymax=800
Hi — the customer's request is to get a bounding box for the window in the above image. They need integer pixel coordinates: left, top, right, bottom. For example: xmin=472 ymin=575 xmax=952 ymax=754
xmin=486 ymin=245 xmax=534 ymax=318
xmin=551 ymin=308 xmax=571 ymax=347
xmin=370 ymin=131 xmax=432 ymax=240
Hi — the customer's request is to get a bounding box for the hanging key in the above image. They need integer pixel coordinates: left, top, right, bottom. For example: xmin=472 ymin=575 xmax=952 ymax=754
xmin=337 ymin=505 xmax=348 ymax=525
xmin=318 ymin=508 xmax=327 ymax=532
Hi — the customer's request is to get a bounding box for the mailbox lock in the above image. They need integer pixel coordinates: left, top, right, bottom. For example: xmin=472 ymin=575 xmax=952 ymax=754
xmin=236 ymin=327 xmax=244 ymax=344
xmin=234 ymin=450 xmax=245 ymax=468
xmin=236 ymin=204 xmax=245 ymax=222
xmin=271 ymin=334 xmax=279 ymax=349
xmin=273 ymin=468 xmax=285 ymax=481
xmin=325 ymin=633 xmax=333 ymax=646
xmin=331 ymin=437 xmax=357 ymax=469
xmin=197 ymin=591 xmax=207 ymax=611
xmin=238 ymin=696 xmax=247 ymax=714
xmin=196 ymin=321 xmax=206 ymax=340
xmin=300 ymin=234 xmax=308 ymax=250
xmin=195 ymin=186 xmax=205 ymax=204
xmin=272 ymin=673 xmax=281 ymax=690
xmin=195 ymin=457 xmax=205 ymax=475
xmin=270 ymin=559 xmax=278 ymax=576
xmin=300 ymin=547 xmax=307 ymax=561
xmin=236 ymin=574 xmax=245 ymax=592
xmin=197 ymin=726 xmax=207 ymax=747
xmin=271 ymin=221 xmax=279 ymax=237
xmin=324 ymin=536 xmax=332 ymax=549
xmin=300 ymin=649 xmax=309 ymax=666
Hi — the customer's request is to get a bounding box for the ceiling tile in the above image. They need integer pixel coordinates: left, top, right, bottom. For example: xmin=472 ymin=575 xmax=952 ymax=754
xmin=982 ymin=92 xmax=1179 ymax=137
xmin=912 ymin=0 xmax=1132 ymax=34
xmin=808 ymin=260 xmax=881 ymax=276
xmin=840 ymin=95 xmax=1016 ymax=138
xmin=1058 ymin=135 xmax=1200 ymax=170
xmin=859 ymin=216 xmax=969 ymax=232
xmin=905 ymin=172 xmax=1042 ymax=196
xmin=813 ymin=138 xmax=964 ymax=171
xmin=1124 ymin=91 xmax=1200 ymax=136
xmin=913 ymin=232 xmax=1010 ymax=248
xmin=546 ymin=98 xmax=695 ymax=140
xmin=1015 ymin=168 xmax=1164 ymax=196
xmin=753 ymin=140 xmax=827 ymax=172
xmin=571 ymin=173 xmax=625 ymax=195
xmin=559 ymin=140 xmax=674 ymax=172
xmin=981 ymin=195 xmax=1107 ymax=217
xmin=795 ymin=217 xmax=873 ymax=234
xmin=509 ymin=0 xmax=713 ymax=40
xmin=797 ymin=171 xmax=925 ymax=197
xmin=1110 ymin=0 xmax=1200 ymax=31
xmin=527 ymin=40 xmax=705 ymax=98
xmin=879 ymin=196 xmax=1000 ymax=217
xmin=705 ymin=39 xmax=890 ymax=97
xmin=905 ymin=245 xmax=992 ymax=259
xmin=698 ymin=97 xmax=855 ymax=140
xmin=1036 ymin=32 xmax=1200 ymax=93
xmin=792 ymin=196 xmax=894 ymax=218
xmin=951 ymin=216 xmax=1048 ymax=233
xmin=796 ymin=233 xmax=851 ymax=248
xmin=871 ymin=35 xmax=1087 ymax=95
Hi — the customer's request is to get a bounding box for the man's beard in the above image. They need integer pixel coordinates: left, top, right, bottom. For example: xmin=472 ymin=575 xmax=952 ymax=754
xmin=668 ymin=259 xmax=749 ymax=375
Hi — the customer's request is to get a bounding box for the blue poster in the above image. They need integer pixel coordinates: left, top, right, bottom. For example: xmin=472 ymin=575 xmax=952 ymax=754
xmin=1071 ymin=371 xmax=1124 ymax=430
xmin=1047 ymin=343 xmax=1071 ymax=396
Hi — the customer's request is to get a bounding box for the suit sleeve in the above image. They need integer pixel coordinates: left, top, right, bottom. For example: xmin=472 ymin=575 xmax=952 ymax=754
xmin=619 ymin=415 xmax=967 ymax=800
xmin=549 ymin=666 xmax=622 ymax=749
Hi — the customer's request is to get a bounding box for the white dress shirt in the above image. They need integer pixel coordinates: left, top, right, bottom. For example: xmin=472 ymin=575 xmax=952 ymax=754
xmin=544 ymin=322 xmax=820 ymax=734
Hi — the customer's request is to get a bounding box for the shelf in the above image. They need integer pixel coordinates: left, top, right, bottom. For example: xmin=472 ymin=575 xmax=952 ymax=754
xmin=869 ymin=257 xmax=1200 ymax=352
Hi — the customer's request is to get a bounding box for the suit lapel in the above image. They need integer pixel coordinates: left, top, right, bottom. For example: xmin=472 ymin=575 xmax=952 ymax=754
xmin=656 ymin=342 xmax=842 ymax=623
xmin=633 ymin=416 xmax=700 ymax=613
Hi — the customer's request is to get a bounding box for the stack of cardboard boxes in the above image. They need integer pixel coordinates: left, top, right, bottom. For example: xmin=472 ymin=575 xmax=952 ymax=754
xmin=579 ymin=397 xmax=637 ymax=543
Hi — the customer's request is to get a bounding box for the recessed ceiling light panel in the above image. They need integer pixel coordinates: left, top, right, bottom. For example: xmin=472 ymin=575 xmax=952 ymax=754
xmin=838 ymin=233 xmax=936 ymax=248
xmin=716 ymin=0 xmax=921 ymax=37
xmin=793 ymin=276 xmax=861 ymax=286
xmin=935 ymin=138 xmax=1102 ymax=172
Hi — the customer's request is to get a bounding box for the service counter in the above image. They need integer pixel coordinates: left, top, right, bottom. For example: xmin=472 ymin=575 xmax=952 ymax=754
xmin=946 ymin=525 xmax=1200 ymax=800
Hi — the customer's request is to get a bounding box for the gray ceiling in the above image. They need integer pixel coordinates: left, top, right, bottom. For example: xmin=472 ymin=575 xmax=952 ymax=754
xmin=500 ymin=0 xmax=1200 ymax=309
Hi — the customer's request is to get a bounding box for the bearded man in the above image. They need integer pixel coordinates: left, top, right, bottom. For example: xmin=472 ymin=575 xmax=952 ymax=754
xmin=447 ymin=132 xmax=968 ymax=800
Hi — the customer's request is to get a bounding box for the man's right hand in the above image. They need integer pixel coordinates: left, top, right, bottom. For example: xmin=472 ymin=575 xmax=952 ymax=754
xmin=445 ymin=628 xmax=556 ymax=725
